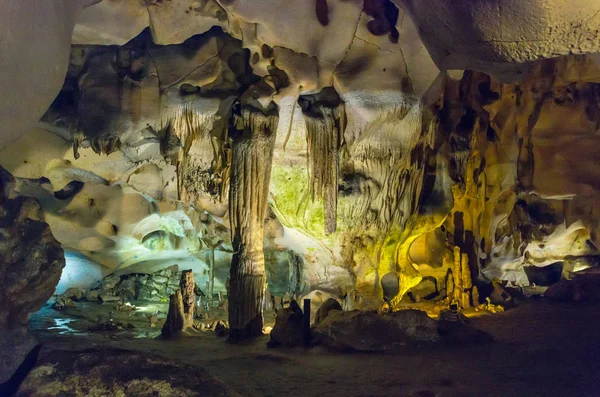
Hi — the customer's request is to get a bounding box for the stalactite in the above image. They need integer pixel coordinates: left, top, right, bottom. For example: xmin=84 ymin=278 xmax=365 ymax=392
xmin=72 ymin=131 xmax=84 ymax=160
xmin=445 ymin=268 xmax=455 ymax=301
xmin=350 ymin=104 xmax=433 ymax=230
xmin=72 ymin=131 xmax=121 ymax=158
xmin=282 ymin=91 xmax=301 ymax=152
xmin=342 ymin=102 xmax=437 ymax=306
xmin=228 ymin=102 xmax=279 ymax=341
xmin=304 ymin=103 xmax=346 ymax=234
xmin=170 ymin=106 xmax=214 ymax=201
xmin=159 ymin=105 xmax=217 ymax=201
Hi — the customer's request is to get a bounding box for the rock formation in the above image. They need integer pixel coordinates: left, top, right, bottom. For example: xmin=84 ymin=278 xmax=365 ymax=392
xmin=0 ymin=166 xmax=65 ymax=383
xmin=161 ymin=270 xmax=196 ymax=339
xmin=299 ymin=87 xmax=346 ymax=235
xmin=228 ymin=102 xmax=279 ymax=340
xmin=0 ymin=0 xmax=100 ymax=148
xmin=3 ymin=0 xmax=600 ymax=354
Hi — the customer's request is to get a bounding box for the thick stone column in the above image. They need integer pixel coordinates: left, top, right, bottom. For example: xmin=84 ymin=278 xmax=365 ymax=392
xmin=228 ymin=101 xmax=279 ymax=341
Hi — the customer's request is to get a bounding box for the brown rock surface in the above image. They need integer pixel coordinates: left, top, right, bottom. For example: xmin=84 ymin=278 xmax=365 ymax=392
xmin=16 ymin=348 xmax=235 ymax=397
xmin=0 ymin=166 xmax=65 ymax=383
xmin=314 ymin=309 xmax=439 ymax=351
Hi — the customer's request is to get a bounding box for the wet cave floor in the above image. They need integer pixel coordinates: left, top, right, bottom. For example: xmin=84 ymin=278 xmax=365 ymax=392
xmin=20 ymin=300 xmax=600 ymax=397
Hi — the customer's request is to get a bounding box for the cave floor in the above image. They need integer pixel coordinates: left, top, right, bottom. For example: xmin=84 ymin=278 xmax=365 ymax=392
xmin=24 ymin=299 xmax=600 ymax=397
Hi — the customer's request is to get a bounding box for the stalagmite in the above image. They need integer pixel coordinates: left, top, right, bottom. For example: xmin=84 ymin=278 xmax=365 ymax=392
xmin=447 ymin=246 xmax=475 ymax=308
xmin=461 ymin=252 xmax=473 ymax=308
xmin=161 ymin=290 xmax=186 ymax=339
xmin=180 ymin=270 xmax=195 ymax=327
xmin=472 ymin=285 xmax=480 ymax=306
xmin=201 ymin=237 xmax=224 ymax=307
xmin=161 ymin=270 xmax=196 ymax=339
xmin=228 ymin=101 xmax=279 ymax=341
xmin=453 ymin=246 xmax=463 ymax=303
xmin=461 ymin=291 xmax=471 ymax=309
xmin=445 ymin=268 xmax=455 ymax=301
xmin=461 ymin=253 xmax=472 ymax=289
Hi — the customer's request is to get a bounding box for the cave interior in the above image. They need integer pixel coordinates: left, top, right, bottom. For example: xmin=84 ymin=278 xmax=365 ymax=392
xmin=2 ymin=1 xmax=600 ymax=396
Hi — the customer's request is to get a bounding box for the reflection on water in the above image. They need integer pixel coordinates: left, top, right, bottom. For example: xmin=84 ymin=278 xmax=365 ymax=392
xmin=47 ymin=318 xmax=84 ymax=335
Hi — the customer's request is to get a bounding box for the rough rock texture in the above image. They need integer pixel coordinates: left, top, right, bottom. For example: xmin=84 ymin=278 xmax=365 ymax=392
xmin=66 ymin=0 xmax=600 ymax=84
xmin=162 ymin=270 xmax=196 ymax=338
xmin=399 ymin=0 xmax=600 ymax=80
xmin=89 ymin=268 xmax=182 ymax=302
xmin=0 ymin=166 xmax=65 ymax=383
xmin=269 ymin=300 xmax=304 ymax=347
xmin=16 ymin=348 xmax=235 ymax=396
xmin=161 ymin=290 xmax=186 ymax=339
xmin=5 ymin=34 xmax=600 ymax=315
xmin=436 ymin=56 xmax=600 ymax=288
xmin=314 ymin=309 xmax=439 ymax=351
xmin=5 ymin=0 xmax=600 ymax=334
xmin=313 ymin=298 xmax=342 ymax=326
xmin=544 ymin=269 xmax=600 ymax=302
xmin=0 ymin=0 xmax=99 ymax=148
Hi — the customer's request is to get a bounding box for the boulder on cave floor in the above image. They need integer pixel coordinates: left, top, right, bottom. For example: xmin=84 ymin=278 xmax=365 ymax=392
xmin=63 ymin=287 xmax=84 ymax=302
xmin=544 ymin=270 xmax=600 ymax=302
xmin=314 ymin=309 xmax=440 ymax=351
xmin=314 ymin=298 xmax=342 ymax=325
xmin=408 ymin=276 xmax=439 ymax=302
xmin=313 ymin=309 xmax=492 ymax=351
xmin=51 ymin=296 xmax=75 ymax=311
xmin=15 ymin=348 xmax=236 ymax=397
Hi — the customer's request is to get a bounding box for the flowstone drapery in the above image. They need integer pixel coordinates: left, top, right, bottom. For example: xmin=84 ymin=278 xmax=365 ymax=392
xmin=304 ymin=104 xmax=346 ymax=235
xmin=342 ymin=103 xmax=438 ymax=303
xmin=300 ymin=88 xmax=346 ymax=235
xmin=159 ymin=106 xmax=219 ymax=202
xmin=228 ymin=101 xmax=279 ymax=340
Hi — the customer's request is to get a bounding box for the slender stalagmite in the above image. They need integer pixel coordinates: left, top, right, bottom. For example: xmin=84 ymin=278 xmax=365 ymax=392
xmin=453 ymin=246 xmax=462 ymax=303
xmin=461 ymin=253 xmax=472 ymax=289
xmin=228 ymin=101 xmax=279 ymax=341
xmin=445 ymin=268 xmax=454 ymax=302
xmin=461 ymin=252 xmax=472 ymax=308
xmin=180 ymin=270 xmax=195 ymax=326
xmin=201 ymin=237 xmax=224 ymax=307
xmin=472 ymin=285 xmax=480 ymax=306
